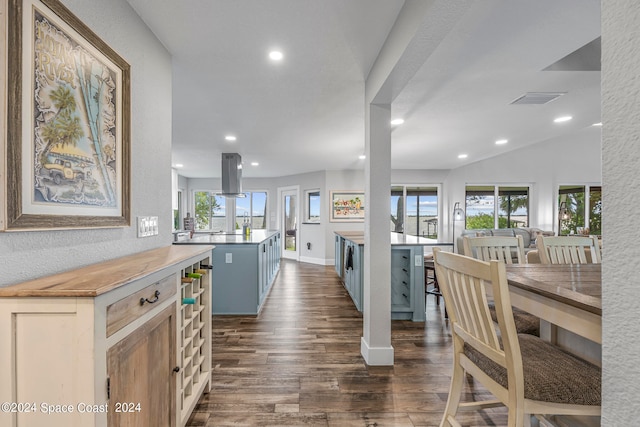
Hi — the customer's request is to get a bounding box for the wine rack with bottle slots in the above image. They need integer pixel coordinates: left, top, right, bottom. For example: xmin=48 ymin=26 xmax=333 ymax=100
xmin=179 ymin=262 xmax=212 ymax=426
xmin=390 ymin=249 xmax=413 ymax=314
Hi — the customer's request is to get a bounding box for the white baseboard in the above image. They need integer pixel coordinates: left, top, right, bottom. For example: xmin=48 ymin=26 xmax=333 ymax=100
xmin=360 ymin=337 xmax=394 ymax=366
xmin=299 ymin=256 xmax=335 ymax=266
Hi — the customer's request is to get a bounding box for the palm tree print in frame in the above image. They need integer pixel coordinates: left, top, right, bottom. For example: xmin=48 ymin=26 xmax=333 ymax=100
xmin=34 ymin=7 xmax=118 ymax=207
xmin=5 ymin=0 xmax=131 ymax=230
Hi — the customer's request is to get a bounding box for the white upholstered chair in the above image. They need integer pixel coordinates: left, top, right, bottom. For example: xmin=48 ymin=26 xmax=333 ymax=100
xmin=536 ymin=235 xmax=601 ymax=264
xmin=432 ymin=249 xmax=600 ymax=427
xmin=462 ymin=235 xmax=538 ymax=336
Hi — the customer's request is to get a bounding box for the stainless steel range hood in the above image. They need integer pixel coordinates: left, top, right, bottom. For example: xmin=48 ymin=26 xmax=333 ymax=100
xmin=218 ymin=153 xmax=245 ymax=197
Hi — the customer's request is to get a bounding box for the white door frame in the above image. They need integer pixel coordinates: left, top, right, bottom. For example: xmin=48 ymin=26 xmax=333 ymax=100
xmin=278 ymin=185 xmax=300 ymax=261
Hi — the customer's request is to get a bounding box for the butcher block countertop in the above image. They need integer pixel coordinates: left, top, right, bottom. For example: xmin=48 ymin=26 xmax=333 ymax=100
xmin=0 ymin=245 xmax=214 ymax=298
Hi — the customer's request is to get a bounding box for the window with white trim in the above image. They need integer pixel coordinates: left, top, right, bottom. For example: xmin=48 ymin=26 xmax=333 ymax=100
xmin=558 ymin=185 xmax=601 ymax=235
xmin=390 ymin=185 xmax=439 ymax=238
xmin=465 ymin=185 xmax=530 ymax=229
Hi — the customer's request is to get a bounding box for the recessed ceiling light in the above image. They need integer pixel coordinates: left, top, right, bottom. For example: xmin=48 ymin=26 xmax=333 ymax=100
xmin=592 ymin=122 xmax=602 ymax=127
xmin=554 ymin=116 xmax=573 ymax=123
xmin=251 ymin=162 xmax=259 ymax=166
xmin=495 ymin=139 xmax=508 ymax=145
xmin=175 ymin=163 xmax=183 ymax=168
xmin=269 ymin=50 xmax=283 ymax=61
xmin=458 ymin=154 xmax=468 ymax=159
xmin=358 ymin=154 xmax=366 ymax=160
xmin=225 ymin=135 xmax=237 ymax=141
xmin=390 ymin=118 xmax=404 ymax=125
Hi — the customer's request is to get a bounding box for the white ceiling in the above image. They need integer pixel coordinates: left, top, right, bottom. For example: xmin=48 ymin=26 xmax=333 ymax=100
xmin=126 ymin=0 xmax=601 ymax=178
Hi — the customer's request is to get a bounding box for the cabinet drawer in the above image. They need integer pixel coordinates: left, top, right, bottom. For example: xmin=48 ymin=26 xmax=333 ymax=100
xmin=106 ymin=274 xmax=176 ymax=337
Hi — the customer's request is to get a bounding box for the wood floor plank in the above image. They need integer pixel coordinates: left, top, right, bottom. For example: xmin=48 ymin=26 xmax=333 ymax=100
xmin=327 ymin=412 xmax=417 ymax=427
xmin=186 ymin=259 xmax=510 ymax=427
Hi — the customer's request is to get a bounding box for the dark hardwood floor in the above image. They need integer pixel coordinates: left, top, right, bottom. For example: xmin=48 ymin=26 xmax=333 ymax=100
xmin=186 ymin=259 xmax=508 ymax=426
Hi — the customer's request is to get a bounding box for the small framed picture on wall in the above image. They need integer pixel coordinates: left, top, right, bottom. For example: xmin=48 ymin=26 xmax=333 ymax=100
xmin=329 ymin=191 xmax=364 ymax=222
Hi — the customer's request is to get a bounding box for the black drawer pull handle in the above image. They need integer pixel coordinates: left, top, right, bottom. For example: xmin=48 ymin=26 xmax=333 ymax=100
xmin=140 ymin=290 xmax=160 ymax=306
xmin=173 ymin=366 xmax=180 ymax=373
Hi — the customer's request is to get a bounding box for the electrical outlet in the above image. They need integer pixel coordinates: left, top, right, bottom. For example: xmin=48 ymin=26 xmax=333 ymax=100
xmin=415 ymin=255 xmax=422 ymax=267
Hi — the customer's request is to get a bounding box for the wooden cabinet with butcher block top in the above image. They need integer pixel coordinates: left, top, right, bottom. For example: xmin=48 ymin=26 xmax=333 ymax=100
xmin=0 ymin=245 xmax=213 ymax=427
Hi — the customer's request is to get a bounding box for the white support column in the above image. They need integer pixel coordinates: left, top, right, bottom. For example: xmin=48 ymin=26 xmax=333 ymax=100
xmin=361 ymin=102 xmax=393 ymax=366
xmin=359 ymin=0 xmax=471 ymax=366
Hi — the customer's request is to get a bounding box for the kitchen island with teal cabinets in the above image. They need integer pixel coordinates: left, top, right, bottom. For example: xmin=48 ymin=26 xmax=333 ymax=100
xmin=334 ymin=231 xmax=450 ymax=322
xmin=174 ymin=230 xmax=281 ymax=315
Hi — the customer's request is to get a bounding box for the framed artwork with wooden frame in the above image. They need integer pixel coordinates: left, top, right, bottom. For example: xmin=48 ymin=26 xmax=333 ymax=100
xmin=330 ymin=191 xmax=365 ymax=222
xmin=4 ymin=0 xmax=130 ymax=230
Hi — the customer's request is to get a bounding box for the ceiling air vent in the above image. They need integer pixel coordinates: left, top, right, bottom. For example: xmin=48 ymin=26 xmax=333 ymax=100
xmin=510 ymin=92 xmax=566 ymax=105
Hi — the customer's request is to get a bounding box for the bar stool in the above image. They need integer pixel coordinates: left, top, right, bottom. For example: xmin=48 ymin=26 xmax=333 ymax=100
xmin=424 ymin=255 xmax=447 ymax=318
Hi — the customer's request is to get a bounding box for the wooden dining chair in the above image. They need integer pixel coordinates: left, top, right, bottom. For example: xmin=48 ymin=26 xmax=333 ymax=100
xmin=463 ymin=235 xmax=526 ymax=264
xmin=536 ymin=235 xmax=601 ymax=264
xmin=432 ymin=248 xmax=601 ymax=427
xmin=462 ymin=235 xmax=539 ymax=336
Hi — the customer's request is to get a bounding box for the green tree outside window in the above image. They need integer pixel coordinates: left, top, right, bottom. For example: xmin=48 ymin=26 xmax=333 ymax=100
xmin=194 ymin=192 xmax=221 ymax=230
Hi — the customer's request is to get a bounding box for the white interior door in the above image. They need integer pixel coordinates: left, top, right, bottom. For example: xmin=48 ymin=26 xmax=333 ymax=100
xmin=280 ymin=187 xmax=299 ymax=260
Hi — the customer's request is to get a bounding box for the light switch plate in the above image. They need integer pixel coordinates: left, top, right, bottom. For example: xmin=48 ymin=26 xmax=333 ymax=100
xmin=137 ymin=216 xmax=159 ymax=237
xmin=137 ymin=216 xmax=148 ymax=237
xmin=149 ymin=216 xmax=158 ymax=236
xmin=415 ymin=255 xmax=422 ymax=267
xmin=225 ymin=253 xmax=232 ymax=263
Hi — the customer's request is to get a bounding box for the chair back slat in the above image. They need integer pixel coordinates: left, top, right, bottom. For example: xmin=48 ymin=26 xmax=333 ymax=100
xmin=433 ymin=249 xmax=520 ymax=368
xmin=447 ymin=271 xmax=496 ymax=346
xmin=537 ymin=235 xmax=601 ymax=264
xmin=463 ymin=235 xmax=526 ymax=264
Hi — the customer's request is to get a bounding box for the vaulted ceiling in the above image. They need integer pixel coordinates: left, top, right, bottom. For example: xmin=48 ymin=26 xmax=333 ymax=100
xmin=126 ymin=0 xmax=601 ymax=178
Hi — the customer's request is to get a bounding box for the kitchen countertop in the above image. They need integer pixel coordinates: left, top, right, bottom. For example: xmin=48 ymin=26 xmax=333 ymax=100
xmin=335 ymin=231 xmax=452 ymax=246
xmin=174 ymin=229 xmax=280 ymax=245
xmin=0 ymin=245 xmax=215 ymax=297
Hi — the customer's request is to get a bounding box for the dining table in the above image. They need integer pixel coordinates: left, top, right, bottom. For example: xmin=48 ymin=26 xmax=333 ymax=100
xmin=505 ymin=263 xmax=602 ymax=364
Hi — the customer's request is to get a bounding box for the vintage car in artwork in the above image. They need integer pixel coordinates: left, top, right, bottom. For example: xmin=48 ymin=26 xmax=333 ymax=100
xmin=42 ymin=158 xmax=85 ymax=184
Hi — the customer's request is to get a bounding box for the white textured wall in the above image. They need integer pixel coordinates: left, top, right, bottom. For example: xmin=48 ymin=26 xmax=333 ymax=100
xmin=602 ymin=1 xmax=640 ymax=423
xmin=446 ymin=131 xmax=601 ymax=237
xmin=0 ymin=0 xmax=172 ymax=286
